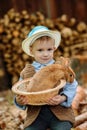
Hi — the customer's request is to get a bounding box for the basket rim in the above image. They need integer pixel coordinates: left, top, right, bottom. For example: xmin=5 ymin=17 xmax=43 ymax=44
xmin=12 ymin=78 xmax=66 ymax=95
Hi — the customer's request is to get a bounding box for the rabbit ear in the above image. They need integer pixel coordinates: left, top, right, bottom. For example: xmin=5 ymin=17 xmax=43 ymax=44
xmin=20 ymin=64 xmax=36 ymax=79
xmin=61 ymin=57 xmax=71 ymax=66
xmin=55 ymin=56 xmax=71 ymax=67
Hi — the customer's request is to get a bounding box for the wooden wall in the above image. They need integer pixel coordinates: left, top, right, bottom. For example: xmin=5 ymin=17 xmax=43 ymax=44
xmin=0 ymin=0 xmax=87 ymax=22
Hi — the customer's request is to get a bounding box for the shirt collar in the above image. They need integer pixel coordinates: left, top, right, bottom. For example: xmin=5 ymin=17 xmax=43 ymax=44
xmin=32 ymin=59 xmax=55 ymax=72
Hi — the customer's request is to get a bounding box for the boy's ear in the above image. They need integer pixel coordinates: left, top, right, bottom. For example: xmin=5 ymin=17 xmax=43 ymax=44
xmin=54 ymin=47 xmax=56 ymax=51
xmin=30 ymin=46 xmax=33 ymax=55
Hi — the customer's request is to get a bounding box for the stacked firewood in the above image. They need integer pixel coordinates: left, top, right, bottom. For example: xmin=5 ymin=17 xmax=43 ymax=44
xmin=0 ymin=9 xmax=87 ymax=84
xmin=0 ymin=90 xmax=26 ymax=130
xmin=72 ymin=86 xmax=87 ymax=130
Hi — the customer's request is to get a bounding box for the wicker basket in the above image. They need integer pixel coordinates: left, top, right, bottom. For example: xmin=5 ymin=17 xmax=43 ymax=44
xmin=12 ymin=78 xmax=66 ymax=105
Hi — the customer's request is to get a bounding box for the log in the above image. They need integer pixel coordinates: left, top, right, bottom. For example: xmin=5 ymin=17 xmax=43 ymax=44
xmin=75 ymin=121 xmax=87 ymax=130
xmin=74 ymin=112 xmax=87 ymax=127
xmin=72 ymin=86 xmax=86 ymax=111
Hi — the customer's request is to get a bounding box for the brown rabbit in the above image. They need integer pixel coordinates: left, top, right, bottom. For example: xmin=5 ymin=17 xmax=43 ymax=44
xmin=27 ymin=59 xmax=75 ymax=92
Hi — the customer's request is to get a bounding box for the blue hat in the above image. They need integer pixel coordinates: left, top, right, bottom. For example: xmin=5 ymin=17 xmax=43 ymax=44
xmin=22 ymin=26 xmax=61 ymax=56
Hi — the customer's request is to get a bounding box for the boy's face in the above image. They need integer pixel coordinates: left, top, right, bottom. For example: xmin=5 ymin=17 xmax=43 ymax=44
xmin=30 ymin=37 xmax=56 ymax=64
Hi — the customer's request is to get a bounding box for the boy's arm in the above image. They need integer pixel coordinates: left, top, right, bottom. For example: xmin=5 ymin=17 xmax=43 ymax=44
xmin=55 ymin=57 xmax=78 ymax=107
xmin=14 ymin=96 xmax=27 ymax=110
xmin=60 ymin=79 xmax=78 ymax=107
xmin=14 ymin=63 xmax=35 ymax=110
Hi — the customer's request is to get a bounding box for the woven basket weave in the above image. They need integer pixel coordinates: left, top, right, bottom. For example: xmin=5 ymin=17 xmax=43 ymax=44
xmin=12 ymin=78 xmax=66 ymax=105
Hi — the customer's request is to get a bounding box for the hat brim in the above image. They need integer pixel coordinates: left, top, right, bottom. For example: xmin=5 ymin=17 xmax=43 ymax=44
xmin=22 ymin=30 xmax=61 ymax=56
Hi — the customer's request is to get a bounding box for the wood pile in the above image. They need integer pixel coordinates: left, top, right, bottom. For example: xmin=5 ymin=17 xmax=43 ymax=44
xmin=0 ymin=8 xmax=87 ymax=84
xmin=0 ymin=90 xmax=26 ymax=130
xmin=71 ymin=55 xmax=87 ymax=87
xmin=72 ymin=86 xmax=87 ymax=130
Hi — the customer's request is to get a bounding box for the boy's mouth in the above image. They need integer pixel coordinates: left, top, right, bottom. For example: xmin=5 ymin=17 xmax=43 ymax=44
xmin=41 ymin=58 xmax=50 ymax=61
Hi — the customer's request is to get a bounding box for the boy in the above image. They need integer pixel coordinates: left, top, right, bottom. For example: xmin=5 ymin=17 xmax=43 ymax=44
xmin=15 ymin=26 xmax=78 ymax=130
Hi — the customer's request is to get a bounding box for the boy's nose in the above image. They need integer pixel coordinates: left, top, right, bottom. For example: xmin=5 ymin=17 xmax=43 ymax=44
xmin=43 ymin=51 xmax=48 ymax=56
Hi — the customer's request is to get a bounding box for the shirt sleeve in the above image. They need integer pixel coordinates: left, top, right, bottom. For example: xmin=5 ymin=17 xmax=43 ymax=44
xmin=14 ymin=97 xmax=27 ymax=110
xmin=14 ymin=76 xmax=27 ymax=110
xmin=60 ymin=79 xmax=78 ymax=107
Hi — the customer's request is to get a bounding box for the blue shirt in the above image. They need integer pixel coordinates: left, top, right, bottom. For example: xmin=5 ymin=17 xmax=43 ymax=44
xmin=14 ymin=59 xmax=78 ymax=109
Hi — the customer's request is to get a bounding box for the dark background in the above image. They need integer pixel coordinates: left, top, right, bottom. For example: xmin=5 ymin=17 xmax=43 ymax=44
xmin=0 ymin=0 xmax=87 ymax=22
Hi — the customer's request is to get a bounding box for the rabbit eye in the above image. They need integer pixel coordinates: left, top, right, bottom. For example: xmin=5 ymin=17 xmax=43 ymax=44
xmin=70 ymin=74 xmax=73 ymax=77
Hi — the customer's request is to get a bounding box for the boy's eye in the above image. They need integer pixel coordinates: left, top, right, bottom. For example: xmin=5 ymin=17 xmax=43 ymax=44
xmin=48 ymin=48 xmax=52 ymax=51
xmin=37 ymin=48 xmax=53 ymax=52
xmin=37 ymin=49 xmax=43 ymax=52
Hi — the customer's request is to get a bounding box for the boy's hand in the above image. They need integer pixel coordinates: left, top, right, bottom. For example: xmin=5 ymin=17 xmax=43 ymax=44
xmin=16 ymin=95 xmax=29 ymax=105
xmin=46 ymin=94 xmax=67 ymax=106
